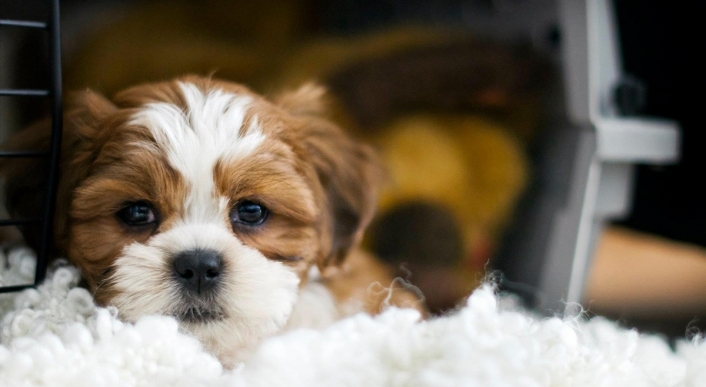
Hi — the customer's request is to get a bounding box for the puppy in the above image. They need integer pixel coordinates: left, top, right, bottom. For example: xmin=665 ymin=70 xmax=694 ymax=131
xmin=1 ymin=76 xmax=423 ymax=367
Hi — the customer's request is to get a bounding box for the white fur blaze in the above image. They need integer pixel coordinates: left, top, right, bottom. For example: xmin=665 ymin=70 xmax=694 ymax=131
xmin=129 ymin=82 xmax=266 ymax=224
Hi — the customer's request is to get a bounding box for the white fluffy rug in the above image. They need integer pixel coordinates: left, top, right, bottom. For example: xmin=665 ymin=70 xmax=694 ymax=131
xmin=1 ymin=248 xmax=705 ymax=387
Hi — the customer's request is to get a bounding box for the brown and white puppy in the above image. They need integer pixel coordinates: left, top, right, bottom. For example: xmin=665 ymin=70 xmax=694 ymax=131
xmin=1 ymin=76 xmax=422 ymax=367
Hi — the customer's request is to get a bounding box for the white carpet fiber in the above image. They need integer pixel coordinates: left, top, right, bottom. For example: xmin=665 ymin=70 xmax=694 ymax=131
xmin=1 ymin=247 xmax=705 ymax=387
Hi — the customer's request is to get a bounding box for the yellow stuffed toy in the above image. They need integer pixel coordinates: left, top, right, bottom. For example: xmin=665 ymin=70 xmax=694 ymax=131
xmin=375 ymin=115 xmax=528 ymax=243
xmin=365 ymin=114 xmax=528 ymax=312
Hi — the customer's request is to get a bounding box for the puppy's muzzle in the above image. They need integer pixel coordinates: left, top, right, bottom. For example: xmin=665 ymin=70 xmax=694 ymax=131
xmin=172 ymin=248 xmax=223 ymax=295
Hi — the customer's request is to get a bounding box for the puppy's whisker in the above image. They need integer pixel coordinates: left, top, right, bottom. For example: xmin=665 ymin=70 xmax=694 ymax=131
xmin=92 ymin=274 xmax=113 ymax=297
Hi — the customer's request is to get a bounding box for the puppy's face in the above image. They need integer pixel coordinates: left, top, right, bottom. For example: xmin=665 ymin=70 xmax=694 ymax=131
xmin=14 ymin=77 xmax=381 ymax=365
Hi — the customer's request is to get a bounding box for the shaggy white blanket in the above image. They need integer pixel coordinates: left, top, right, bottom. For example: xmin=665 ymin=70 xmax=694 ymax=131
xmin=1 ymin=248 xmax=705 ymax=387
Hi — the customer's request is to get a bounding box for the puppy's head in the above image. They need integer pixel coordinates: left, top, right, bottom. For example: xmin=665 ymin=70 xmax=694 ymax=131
xmin=3 ymin=76 xmax=382 ymax=365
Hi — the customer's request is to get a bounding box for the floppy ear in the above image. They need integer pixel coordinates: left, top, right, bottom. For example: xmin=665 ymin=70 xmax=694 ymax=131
xmin=277 ymin=84 xmax=385 ymax=268
xmin=0 ymin=89 xmax=116 ymax=252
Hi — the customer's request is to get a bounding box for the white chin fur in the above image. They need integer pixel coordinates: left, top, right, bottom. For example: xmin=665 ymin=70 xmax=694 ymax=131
xmin=108 ymin=223 xmax=300 ymax=365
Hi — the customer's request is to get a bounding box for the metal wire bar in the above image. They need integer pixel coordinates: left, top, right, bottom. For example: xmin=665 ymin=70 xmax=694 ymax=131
xmin=34 ymin=0 xmax=64 ymax=286
xmin=0 ymin=20 xmax=47 ymax=29
xmin=0 ymin=284 xmax=35 ymax=294
xmin=0 ymin=150 xmax=49 ymax=157
xmin=0 ymin=89 xmax=50 ymax=96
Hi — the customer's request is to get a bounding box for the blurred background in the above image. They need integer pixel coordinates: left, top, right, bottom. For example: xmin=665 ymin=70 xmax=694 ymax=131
xmin=1 ymin=0 xmax=704 ymax=341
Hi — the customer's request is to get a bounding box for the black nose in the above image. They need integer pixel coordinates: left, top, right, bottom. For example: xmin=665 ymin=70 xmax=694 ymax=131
xmin=172 ymin=249 xmax=223 ymax=294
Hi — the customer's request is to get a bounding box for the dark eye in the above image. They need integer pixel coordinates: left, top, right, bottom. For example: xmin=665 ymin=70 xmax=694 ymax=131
xmin=230 ymin=200 xmax=269 ymax=226
xmin=117 ymin=201 xmax=157 ymax=226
